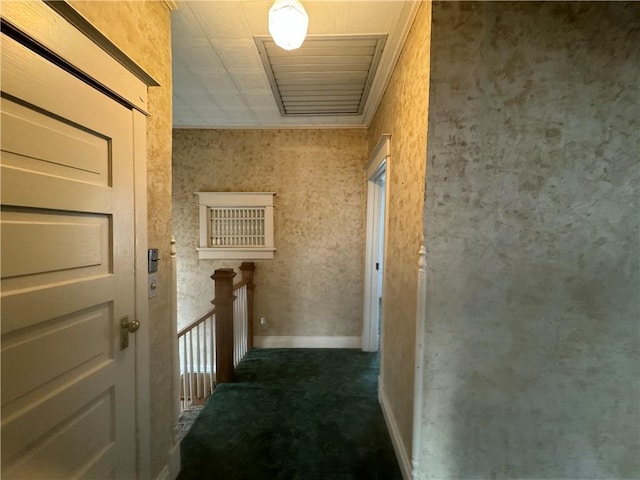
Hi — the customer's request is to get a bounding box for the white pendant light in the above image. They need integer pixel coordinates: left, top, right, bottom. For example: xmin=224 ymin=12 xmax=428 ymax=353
xmin=268 ymin=0 xmax=309 ymax=51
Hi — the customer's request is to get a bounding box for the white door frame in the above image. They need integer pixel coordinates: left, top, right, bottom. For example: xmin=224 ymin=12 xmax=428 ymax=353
xmin=363 ymin=134 xmax=391 ymax=352
xmin=1 ymin=3 xmax=154 ymax=477
xmin=133 ymin=110 xmax=152 ymax=479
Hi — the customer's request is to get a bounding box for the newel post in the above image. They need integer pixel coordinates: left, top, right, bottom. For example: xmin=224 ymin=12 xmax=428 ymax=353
xmin=239 ymin=262 xmax=256 ymax=350
xmin=211 ymin=268 xmax=236 ymax=383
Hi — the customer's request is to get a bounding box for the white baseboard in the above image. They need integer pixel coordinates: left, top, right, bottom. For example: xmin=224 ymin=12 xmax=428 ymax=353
xmin=253 ymin=336 xmax=361 ymax=349
xmin=379 ymin=383 xmax=413 ymax=480
xmin=156 ymin=465 xmax=170 ymax=480
xmin=158 ymin=441 xmax=181 ymax=480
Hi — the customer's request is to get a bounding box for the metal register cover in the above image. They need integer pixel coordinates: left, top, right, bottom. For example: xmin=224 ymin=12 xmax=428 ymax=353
xmin=255 ymin=35 xmax=387 ymax=116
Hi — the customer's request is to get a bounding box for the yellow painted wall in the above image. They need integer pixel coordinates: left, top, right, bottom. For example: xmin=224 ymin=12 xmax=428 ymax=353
xmin=367 ymin=1 xmax=432 ymax=459
xmin=67 ymin=2 xmax=174 ymax=477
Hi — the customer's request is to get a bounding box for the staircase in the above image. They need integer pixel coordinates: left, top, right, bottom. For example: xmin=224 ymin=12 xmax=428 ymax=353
xmin=177 ymin=262 xmax=256 ymax=412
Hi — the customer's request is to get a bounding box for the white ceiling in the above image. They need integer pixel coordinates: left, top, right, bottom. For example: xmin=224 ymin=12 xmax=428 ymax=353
xmin=171 ymin=1 xmax=419 ymax=129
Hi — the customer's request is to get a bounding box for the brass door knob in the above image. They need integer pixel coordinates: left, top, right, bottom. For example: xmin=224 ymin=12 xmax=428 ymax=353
xmin=121 ymin=316 xmax=140 ymax=332
xmin=120 ymin=316 xmax=140 ymax=349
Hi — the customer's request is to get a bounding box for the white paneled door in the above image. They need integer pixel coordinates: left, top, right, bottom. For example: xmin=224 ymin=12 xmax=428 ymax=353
xmin=1 ymin=31 xmax=137 ymax=479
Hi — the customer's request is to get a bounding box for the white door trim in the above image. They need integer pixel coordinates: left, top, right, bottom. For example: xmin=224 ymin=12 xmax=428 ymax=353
xmin=411 ymin=241 xmax=427 ymax=478
xmin=133 ymin=110 xmax=152 ymax=479
xmin=1 ymin=3 xmax=154 ymax=477
xmin=0 ymin=1 xmax=153 ymax=114
xmin=363 ymin=134 xmax=391 ymax=352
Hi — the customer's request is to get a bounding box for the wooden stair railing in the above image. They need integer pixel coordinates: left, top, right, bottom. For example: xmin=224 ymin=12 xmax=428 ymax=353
xmin=239 ymin=262 xmax=256 ymax=351
xmin=178 ymin=308 xmax=216 ymax=410
xmin=211 ymin=268 xmax=235 ymax=383
xmin=177 ymin=262 xmax=255 ymax=411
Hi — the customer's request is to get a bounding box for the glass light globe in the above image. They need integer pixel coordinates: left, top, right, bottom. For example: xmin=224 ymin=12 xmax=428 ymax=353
xmin=268 ymin=0 xmax=309 ymax=51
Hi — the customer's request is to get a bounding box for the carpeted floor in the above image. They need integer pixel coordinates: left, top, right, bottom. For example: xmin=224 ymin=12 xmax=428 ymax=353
xmin=178 ymin=348 xmax=402 ymax=480
xmin=176 ymin=406 xmax=204 ymax=443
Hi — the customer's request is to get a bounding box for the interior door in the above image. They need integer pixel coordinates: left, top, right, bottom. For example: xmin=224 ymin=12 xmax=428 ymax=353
xmin=1 ymin=29 xmax=137 ymax=479
xmin=364 ymin=157 xmax=387 ymax=353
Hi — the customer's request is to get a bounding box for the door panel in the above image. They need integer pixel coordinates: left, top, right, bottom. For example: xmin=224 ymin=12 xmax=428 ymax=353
xmin=1 ymin=210 xmax=109 ymax=279
xmin=5 ymin=390 xmax=115 ymax=480
xmin=1 ymin=98 xmax=110 ymax=186
xmin=1 ymin=30 xmax=136 ymax=479
xmin=2 ymin=304 xmax=112 ymax=405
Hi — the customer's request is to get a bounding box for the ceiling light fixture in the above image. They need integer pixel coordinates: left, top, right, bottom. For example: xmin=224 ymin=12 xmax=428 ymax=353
xmin=268 ymin=0 xmax=309 ymax=51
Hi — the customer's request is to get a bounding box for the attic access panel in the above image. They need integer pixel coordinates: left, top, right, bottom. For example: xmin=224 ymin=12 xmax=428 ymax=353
xmin=255 ymin=35 xmax=387 ymax=116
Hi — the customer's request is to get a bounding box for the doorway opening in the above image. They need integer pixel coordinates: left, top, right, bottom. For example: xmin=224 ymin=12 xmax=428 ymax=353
xmin=363 ymin=134 xmax=390 ymax=352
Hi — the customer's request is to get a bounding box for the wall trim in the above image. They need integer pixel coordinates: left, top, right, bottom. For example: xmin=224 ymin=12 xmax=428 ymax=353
xmin=132 ymin=110 xmax=152 ymax=480
xmin=172 ymin=124 xmax=369 ymax=131
xmin=156 ymin=465 xmax=170 ymax=480
xmin=254 ymin=336 xmax=361 ymax=349
xmin=2 ymin=1 xmax=156 ymax=115
xmin=366 ymin=1 xmax=421 ymax=125
xmin=156 ymin=440 xmax=181 ymax=480
xmin=411 ymin=242 xmax=427 ymax=478
xmin=164 ymin=0 xmax=179 ymax=11
xmin=44 ymin=1 xmax=160 ymax=89
xmin=363 ymin=133 xmax=391 ymax=352
xmin=170 ymin=235 xmax=181 ymax=478
xmin=379 ymin=384 xmax=412 ymax=480
xmin=169 ymin=441 xmax=181 ymax=480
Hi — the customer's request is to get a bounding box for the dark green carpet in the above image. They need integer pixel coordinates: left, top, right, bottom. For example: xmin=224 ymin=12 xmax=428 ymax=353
xmin=178 ymin=348 xmax=402 ymax=480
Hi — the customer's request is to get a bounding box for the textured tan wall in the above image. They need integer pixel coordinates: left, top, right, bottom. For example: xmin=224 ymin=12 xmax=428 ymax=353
xmin=421 ymin=2 xmax=640 ymax=478
xmin=67 ymin=2 xmax=174 ymax=478
xmin=367 ymin=1 xmax=432 ymax=460
xmin=172 ymin=129 xmax=368 ymax=338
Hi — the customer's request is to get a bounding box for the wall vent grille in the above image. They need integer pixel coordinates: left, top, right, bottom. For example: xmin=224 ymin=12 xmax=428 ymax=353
xmin=196 ymin=192 xmax=275 ymax=259
xmin=255 ymin=35 xmax=387 ymax=116
xmin=208 ymin=207 xmax=265 ymax=247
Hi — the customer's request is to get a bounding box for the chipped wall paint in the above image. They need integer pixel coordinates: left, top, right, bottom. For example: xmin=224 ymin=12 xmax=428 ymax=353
xmin=420 ymin=2 xmax=640 ymax=478
xmin=172 ymin=129 xmax=368 ymax=338
xmin=367 ymin=1 xmax=432 ymax=463
xmin=67 ymin=2 xmax=174 ymax=477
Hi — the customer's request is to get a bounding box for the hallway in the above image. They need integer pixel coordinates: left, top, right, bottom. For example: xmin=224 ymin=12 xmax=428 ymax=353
xmin=178 ymin=348 xmax=401 ymax=480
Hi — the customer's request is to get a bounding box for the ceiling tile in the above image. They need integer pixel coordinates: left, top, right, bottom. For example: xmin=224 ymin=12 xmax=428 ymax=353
xmin=173 ymin=40 xmax=225 ymax=71
xmin=251 ymin=110 xmax=282 ymax=124
xmin=345 ymin=2 xmax=403 ymax=33
xmin=171 ymin=1 xmax=420 ymax=128
xmin=210 ymin=92 xmax=248 ymax=109
xmin=244 ymin=92 xmax=279 ymax=108
xmin=173 ymin=67 xmax=208 ymax=90
xmin=179 ymin=91 xmax=218 ymax=109
xmin=171 ymin=5 xmax=204 ymax=42
xmin=230 ymin=70 xmax=272 ymax=92
xmin=241 ymin=1 xmax=272 ymax=35
xmin=305 ymin=1 xmax=350 ymax=34
xmin=219 ymin=107 xmax=256 ymax=123
xmin=196 ymin=71 xmax=239 ymax=91
xmin=189 ymin=2 xmax=253 ymax=39
xmin=214 ymin=39 xmax=265 ymax=71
